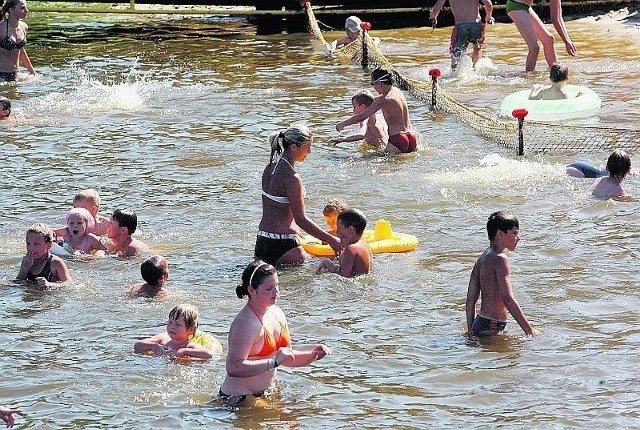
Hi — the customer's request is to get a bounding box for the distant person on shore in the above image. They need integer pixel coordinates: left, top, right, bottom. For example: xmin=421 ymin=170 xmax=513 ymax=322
xmin=466 ymin=211 xmax=540 ymax=338
xmin=106 ymin=209 xmax=148 ymax=257
xmin=220 ymin=260 xmax=331 ymax=400
xmin=0 ymin=405 xmax=21 ymax=428
xmin=316 ymin=208 xmax=373 ymax=277
xmin=429 ymin=0 xmax=494 ymax=70
xmin=255 ymin=123 xmax=341 ymax=265
xmin=330 ymin=16 xmax=362 ymax=52
xmin=588 ymin=149 xmax=631 ymax=199
xmin=529 ymin=63 xmax=574 ymax=100
xmin=0 ymin=0 xmax=36 ymax=81
xmin=322 ymin=199 xmax=349 ymax=236
xmin=0 ymin=96 xmax=10 ymax=119
xmin=129 ymin=255 xmax=170 ymax=298
xmin=134 ymin=304 xmax=220 ymax=359
xmin=336 ymin=68 xmax=417 ymax=154
xmin=507 ymin=0 xmax=578 ymax=71
xmin=329 ymin=89 xmax=388 ymax=152
xmin=16 ymin=223 xmax=70 ymax=289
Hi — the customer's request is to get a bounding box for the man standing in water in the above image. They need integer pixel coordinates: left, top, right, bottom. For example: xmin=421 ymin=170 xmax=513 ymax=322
xmin=430 ymin=0 xmax=494 ymax=70
xmin=466 ymin=211 xmax=540 ymax=337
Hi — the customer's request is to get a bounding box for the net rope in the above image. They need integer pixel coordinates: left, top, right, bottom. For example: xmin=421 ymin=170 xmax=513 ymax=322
xmin=304 ymin=3 xmax=640 ymax=153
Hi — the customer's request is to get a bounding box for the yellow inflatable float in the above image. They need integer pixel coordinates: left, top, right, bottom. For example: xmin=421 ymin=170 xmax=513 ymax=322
xmin=192 ymin=331 xmax=223 ymax=354
xmin=301 ymin=219 xmax=419 ymax=257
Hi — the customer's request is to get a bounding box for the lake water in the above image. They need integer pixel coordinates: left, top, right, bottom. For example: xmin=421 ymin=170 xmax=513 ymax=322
xmin=1 ymin=9 xmax=640 ymax=428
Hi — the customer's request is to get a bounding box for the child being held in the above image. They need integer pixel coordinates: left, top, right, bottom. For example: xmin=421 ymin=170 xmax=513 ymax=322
xmin=53 ymin=189 xmax=109 ymax=238
xmin=529 ymin=63 xmax=572 ymax=100
xmin=134 ymin=304 xmax=222 ymax=359
xmin=329 ymin=90 xmax=388 ymax=151
xmin=588 ymin=149 xmax=631 ymax=199
xmin=16 ymin=223 xmax=71 ymax=289
xmin=106 ymin=209 xmax=148 ymax=257
xmin=323 ymin=199 xmax=349 ymax=235
xmin=59 ymin=208 xmax=106 ymax=256
xmin=316 ymin=208 xmax=373 ymax=277
xmin=129 ymin=255 xmax=170 ymax=298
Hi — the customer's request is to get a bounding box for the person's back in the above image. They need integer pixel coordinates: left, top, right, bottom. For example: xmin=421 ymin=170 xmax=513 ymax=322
xmin=446 ymin=0 xmax=489 ymax=23
xmin=529 ymin=63 xmax=569 ymax=100
xmin=588 ymin=149 xmax=631 ymax=199
xmin=340 ymin=236 xmax=373 ymax=277
xmin=130 ymin=255 xmax=169 ymax=298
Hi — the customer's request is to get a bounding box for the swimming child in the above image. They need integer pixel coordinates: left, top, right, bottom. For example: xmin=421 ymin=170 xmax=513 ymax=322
xmin=429 ymin=0 xmax=494 ymax=70
xmin=329 ymin=89 xmax=388 ymax=151
xmin=466 ymin=211 xmax=539 ymax=337
xmin=129 ymin=255 xmax=170 ymax=298
xmin=566 ymin=161 xmax=608 ymax=179
xmin=16 ymin=223 xmax=70 ymax=289
xmin=106 ymin=208 xmax=148 ymax=257
xmin=59 ymin=207 xmax=106 ymax=256
xmin=336 ymin=68 xmax=417 ymax=154
xmin=529 ymin=63 xmax=571 ymax=100
xmin=587 ymin=149 xmax=631 ymax=199
xmin=134 ymin=304 xmax=221 ymax=359
xmin=0 ymin=96 xmax=10 ymax=119
xmin=330 ymin=15 xmax=362 ymax=52
xmin=322 ymin=199 xmax=349 ymax=235
xmin=316 ymin=208 xmax=373 ymax=277
xmin=53 ymin=189 xmax=109 ymax=238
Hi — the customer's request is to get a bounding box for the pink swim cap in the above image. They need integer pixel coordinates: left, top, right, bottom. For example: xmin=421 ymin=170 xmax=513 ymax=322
xmin=65 ymin=207 xmax=96 ymax=229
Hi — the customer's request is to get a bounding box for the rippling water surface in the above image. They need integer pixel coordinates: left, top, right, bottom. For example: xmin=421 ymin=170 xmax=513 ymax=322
xmin=1 ymin=10 xmax=640 ymax=428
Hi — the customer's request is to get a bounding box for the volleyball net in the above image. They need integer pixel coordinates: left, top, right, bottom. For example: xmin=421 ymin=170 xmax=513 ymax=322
xmin=304 ymin=2 xmax=640 ymax=154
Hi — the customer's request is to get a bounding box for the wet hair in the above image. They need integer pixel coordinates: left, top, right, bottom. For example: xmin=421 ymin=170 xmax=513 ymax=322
xmin=606 ymin=149 xmax=631 ymax=181
xmin=268 ymin=123 xmax=313 ymax=164
xmin=549 ymin=63 xmax=569 ymax=83
xmin=26 ymin=223 xmax=55 ymax=243
xmin=1 ymin=0 xmax=23 ymax=18
xmin=337 ymin=208 xmax=367 ymax=234
xmin=371 ymin=68 xmax=393 ymax=86
xmin=111 ymin=209 xmax=137 ymax=235
xmin=323 ymin=198 xmax=349 ymax=216
xmin=0 ymin=96 xmax=11 ymax=113
xmin=236 ymin=259 xmax=277 ymax=299
xmin=352 ymin=90 xmax=375 ymax=107
xmin=141 ymin=255 xmax=168 ymax=286
xmin=486 ymin=211 xmax=519 ymax=241
xmin=168 ymin=304 xmax=199 ymax=335
xmin=73 ymin=189 xmax=101 ymax=211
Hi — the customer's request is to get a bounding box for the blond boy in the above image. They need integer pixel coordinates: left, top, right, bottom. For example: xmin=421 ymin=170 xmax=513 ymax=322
xmin=329 ymin=90 xmax=388 ymax=151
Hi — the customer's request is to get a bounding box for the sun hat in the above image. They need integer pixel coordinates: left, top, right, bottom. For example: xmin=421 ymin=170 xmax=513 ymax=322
xmin=345 ymin=16 xmax=362 ymax=33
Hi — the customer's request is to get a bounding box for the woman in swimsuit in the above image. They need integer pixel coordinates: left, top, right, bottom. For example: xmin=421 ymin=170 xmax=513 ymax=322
xmin=255 ymin=123 xmax=341 ymax=265
xmin=16 ymin=223 xmax=70 ymax=289
xmin=506 ymin=0 xmax=577 ymax=71
xmin=0 ymin=0 xmax=36 ymax=81
xmin=220 ymin=260 xmax=331 ymax=399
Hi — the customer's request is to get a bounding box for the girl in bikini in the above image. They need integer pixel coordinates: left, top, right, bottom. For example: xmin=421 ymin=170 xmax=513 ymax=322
xmin=506 ymin=0 xmax=577 ymax=71
xmin=16 ymin=223 xmax=70 ymax=289
xmin=60 ymin=207 xmax=106 ymax=256
xmin=220 ymin=260 xmax=331 ymax=400
xmin=0 ymin=0 xmax=36 ymax=81
xmin=255 ymin=123 xmax=341 ymax=265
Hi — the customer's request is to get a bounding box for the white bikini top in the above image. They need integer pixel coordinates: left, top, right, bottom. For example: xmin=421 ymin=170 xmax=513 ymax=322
xmin=262 ymin=157 xmax=295 ymax=204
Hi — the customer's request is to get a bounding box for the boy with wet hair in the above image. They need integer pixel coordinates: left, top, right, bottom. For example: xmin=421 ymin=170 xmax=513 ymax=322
xmin=336 ymin=68 xmax=417 ymax=154
xmin=129 ymin=255 xmax=170 ymax=298
xmin=316 ymin=208 xmax=373 ymax=277
xmin=588 ymin=149 xmax=632 ymax=199
xmin=466 ymin=211 xmax=540 ymax=337
xmin=329 ymin=89 xmax=388 ymax=151
xmin=529 ymin=63 xmax=571 ymax=100
xmin=106 ymin=208 xmax=148 ymax=257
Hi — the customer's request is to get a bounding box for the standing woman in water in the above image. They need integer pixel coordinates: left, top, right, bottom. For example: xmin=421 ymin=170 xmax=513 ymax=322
xmin=255 ymin=123 xmax=341 ymax=265
xmin=507 ymin=0 xmax=577 ymax=71
xmin=0 ymin=0 xmax=36 ymax=82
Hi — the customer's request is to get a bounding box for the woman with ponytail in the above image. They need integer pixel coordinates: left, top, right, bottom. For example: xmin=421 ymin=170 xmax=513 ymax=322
xmin=255 ymin=123 xmax=341 ymax=265
xmin=220 ymin=260 xmax=331 ymax=399
xmin=0 ymin=0 xmax=36 ymax=81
